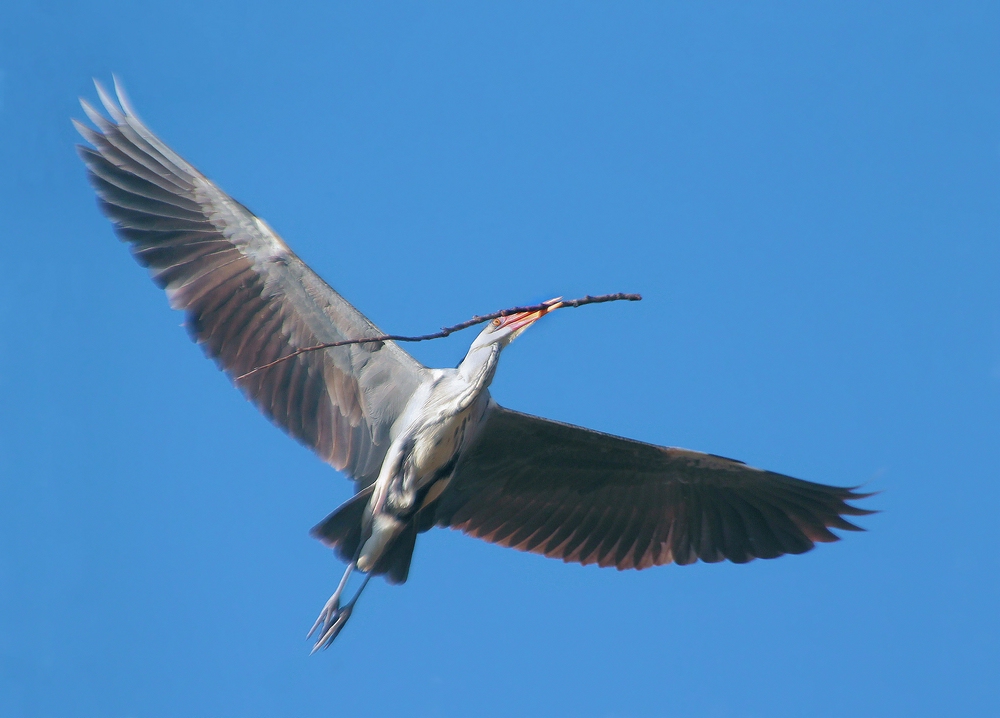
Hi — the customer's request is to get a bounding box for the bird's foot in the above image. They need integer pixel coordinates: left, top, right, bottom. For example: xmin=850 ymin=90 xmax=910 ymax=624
xmin=307 ymin=568 xmax=371 ymax=652
xmin=308 ymin=601 xmax=354 ymax=653
xmin=307 ymin=591 xmax=344 ymax=638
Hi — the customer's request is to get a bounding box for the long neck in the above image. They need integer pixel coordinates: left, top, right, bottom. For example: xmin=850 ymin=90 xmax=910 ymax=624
xmin=457 ymin=343 xmax=500 ymax=395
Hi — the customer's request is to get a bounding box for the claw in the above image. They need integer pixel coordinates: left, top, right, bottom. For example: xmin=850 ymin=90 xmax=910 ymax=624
xmin=310 ymin=604 xmax=353 ymax=653
xmin=307 ymin=593 xmax=341 ymax=640
xmin=308 ymin=570 xmax=371 ymax=652
xmin=307 ymin=561 xmax=355 ymax=640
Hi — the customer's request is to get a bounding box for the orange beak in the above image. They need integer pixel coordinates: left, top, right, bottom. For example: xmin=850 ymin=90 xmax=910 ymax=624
xmin=502 ymin=297 xmax=563 ymax=333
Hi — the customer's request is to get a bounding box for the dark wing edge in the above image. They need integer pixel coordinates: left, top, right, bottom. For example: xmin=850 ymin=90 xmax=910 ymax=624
xmin=75 ymin=78 xmax=426 ymax=483
xmin=435 ymin=405 xmax=874 ymax=570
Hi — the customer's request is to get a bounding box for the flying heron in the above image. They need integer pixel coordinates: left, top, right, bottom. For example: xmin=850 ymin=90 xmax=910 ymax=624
xmin=75 ymin=81 xmax=872 ymax=651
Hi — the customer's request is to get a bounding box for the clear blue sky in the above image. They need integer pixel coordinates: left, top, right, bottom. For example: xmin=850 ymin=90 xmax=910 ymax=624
xmin=1 ymin=2 xmax=997 ymax=716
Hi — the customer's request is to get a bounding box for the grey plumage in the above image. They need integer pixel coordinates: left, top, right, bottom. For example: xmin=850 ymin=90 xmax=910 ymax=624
xmin=76 ymin=80 xmax=872 ymax=651
xmin=437 ymin=407 xmax=870 ymax=569
xmin=75 ymin=79 xmax=424 ymax=487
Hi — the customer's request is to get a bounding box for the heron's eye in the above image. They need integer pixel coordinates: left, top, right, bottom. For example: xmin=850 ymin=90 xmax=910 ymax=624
xmin=491 ymin=318 xmax=502 ymax=328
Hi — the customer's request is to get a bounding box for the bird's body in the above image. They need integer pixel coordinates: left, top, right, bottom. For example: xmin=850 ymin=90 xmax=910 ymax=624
xmin=368 ymin=307 xmax=546 ymax=543
xmin=356 ymin=362 xmax=494 ymax=573
xmin=75 ymin=80 xmax=873 ymax=650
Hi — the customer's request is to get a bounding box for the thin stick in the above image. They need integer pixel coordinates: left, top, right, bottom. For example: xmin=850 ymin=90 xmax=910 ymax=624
xmin=235 ymin=292 xmax=641 ymax=381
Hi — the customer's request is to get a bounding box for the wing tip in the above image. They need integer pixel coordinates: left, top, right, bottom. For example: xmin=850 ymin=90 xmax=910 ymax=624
xmin=111 ymin=75 xmax=138 ymax=118
xmin=837 ymin=485 xmax=881 ymax=519
xmin=93 ymin=77 xmax=125 ymax=121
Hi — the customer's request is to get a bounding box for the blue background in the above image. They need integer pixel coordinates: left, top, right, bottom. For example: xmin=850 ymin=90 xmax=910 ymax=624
xmin=1 ymin=2 xmax=997 ymax=716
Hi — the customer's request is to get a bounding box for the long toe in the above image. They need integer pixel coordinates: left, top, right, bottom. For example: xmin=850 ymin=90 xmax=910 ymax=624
xmin=311 ymin=605 xmax=353 ymax=652
xmin=307 ymin=594 xmax=341 ymax=640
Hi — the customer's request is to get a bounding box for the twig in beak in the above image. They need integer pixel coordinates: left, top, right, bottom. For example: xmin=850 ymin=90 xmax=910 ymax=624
xmin=236 ymin=292 xmax=641 ymax=381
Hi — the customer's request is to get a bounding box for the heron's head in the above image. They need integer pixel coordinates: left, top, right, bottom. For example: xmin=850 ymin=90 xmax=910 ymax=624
xmin=459 ymin=297 xmax=562 ymax=386
xmin=468 ymin=297 xmax=563 ymax=355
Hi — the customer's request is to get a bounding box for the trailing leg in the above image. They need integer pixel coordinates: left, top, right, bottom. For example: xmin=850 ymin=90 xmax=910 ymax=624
xmin=308 ymin=570 xmax=371 ymax=652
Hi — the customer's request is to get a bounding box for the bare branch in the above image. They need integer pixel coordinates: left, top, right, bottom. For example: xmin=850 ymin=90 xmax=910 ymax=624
xmin=235 ymin=292 xmax=641 ymax=381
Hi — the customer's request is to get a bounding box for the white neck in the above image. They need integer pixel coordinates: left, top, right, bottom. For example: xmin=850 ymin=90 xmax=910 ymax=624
xmin=457 ymin=342 xmax=500 ymax=394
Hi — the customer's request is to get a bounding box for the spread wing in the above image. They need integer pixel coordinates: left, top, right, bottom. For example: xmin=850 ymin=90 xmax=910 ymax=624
xmin=435 ymin=405 xmax=873 ymax=569
xmin=75 ymin=80 xmax=427 ymax=484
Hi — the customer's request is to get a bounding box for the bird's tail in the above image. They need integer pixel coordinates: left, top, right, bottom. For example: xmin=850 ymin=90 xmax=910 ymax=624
xmin=372 ymin=521 xmax=417 ymax=585
xmin=310 ymin=486 xmax=374 ymax=565
xmin=310 ymin=486 xmax=417 ymax=585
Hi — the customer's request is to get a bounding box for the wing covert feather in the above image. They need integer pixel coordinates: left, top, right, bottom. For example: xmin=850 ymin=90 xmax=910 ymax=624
xmin=76 ymin=82 xmax=426 ymax=484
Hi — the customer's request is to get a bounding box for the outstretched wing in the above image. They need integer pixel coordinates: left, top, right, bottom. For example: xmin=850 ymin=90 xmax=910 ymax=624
xmin=435 ymin=405 xmax=873 ymax=569
xmin=75 ymin=80 xmax=426 ymax=484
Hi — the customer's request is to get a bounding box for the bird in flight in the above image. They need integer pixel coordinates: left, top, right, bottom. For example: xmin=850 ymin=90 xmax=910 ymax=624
xmin=75 ymin=80 xmax=872 ymax=651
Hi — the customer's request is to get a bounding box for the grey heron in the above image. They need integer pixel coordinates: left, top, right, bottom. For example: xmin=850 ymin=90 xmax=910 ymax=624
xmin=75 ymin=81 xmax=872 ymax=651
